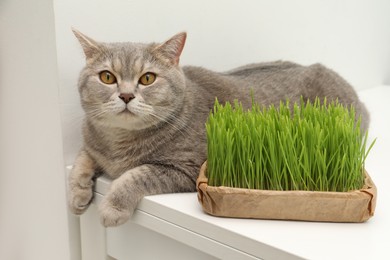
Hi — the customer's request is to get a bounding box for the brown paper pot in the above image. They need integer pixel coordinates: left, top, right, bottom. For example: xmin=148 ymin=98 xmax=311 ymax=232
xmin=197 ymin=162 xmax=377 ymax=222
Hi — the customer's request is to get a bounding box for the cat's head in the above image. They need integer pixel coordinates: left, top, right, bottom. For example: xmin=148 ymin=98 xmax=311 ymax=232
xmin=73 ymin=29 xmax=187 ymax=131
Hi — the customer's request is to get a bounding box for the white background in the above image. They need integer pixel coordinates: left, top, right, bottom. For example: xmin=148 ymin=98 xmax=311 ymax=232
xmin=1 ymin=0 xmax=389 ymax=259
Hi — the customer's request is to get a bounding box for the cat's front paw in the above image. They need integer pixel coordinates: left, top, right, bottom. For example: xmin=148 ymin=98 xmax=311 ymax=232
xmin=68 ymin=185 xmax=93 ymax=215
xmin=98 ymin=198 xmax=132 ymax=227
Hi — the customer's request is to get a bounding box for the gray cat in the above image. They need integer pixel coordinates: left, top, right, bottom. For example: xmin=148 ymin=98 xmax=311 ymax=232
xmin=68 ymin=30 xmax=369 ymax=227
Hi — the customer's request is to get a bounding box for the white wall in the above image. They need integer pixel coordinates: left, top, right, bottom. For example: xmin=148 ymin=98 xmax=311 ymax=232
xmin=0 ymin=1 xmax=70 ymax=260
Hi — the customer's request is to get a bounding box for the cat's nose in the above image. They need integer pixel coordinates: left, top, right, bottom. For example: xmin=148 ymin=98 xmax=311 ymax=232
xmin=119 ymin=93 xmax=135 ymax=104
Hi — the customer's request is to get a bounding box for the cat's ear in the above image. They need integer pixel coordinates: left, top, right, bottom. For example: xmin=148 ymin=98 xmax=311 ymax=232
xmin=154 ymin=32 xmax=187 ymax=65
xmin=72 ymin=28 xmax=102 ymax=62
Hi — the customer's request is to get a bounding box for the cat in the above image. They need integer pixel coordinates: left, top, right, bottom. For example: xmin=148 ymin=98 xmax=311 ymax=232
xmin=68 ymin=29 xmax=369 ymax=227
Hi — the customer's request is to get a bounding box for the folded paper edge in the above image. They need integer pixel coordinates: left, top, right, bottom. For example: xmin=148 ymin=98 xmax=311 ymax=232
xmin=197 ymin=161 xmax=377 ymax=222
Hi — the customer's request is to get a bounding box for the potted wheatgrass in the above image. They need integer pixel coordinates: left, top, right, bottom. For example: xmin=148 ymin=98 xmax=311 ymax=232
xmin=197 ymin=97 xmax=377 ymax=222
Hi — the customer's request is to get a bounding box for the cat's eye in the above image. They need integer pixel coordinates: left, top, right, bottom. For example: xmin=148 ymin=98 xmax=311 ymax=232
xmin=139 ymin=72 xmax=156 ymax=86
xmin=99 ymin=71 xmax=117 ymax=84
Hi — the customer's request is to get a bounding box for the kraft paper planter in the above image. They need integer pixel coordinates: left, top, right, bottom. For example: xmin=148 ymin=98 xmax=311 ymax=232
xmin=197 ymin=162 xmax=377 ymax=223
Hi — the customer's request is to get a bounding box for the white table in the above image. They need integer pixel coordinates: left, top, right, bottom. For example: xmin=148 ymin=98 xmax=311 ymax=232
xmin=80 ymin=86 xmax=390 ymax=260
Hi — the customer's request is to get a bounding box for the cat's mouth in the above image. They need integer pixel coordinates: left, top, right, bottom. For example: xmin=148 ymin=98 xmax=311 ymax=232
xmin=119 ymin=109 xmax=134 ymax=115
xmin=117 ymin=107 xmax=137 ymax=118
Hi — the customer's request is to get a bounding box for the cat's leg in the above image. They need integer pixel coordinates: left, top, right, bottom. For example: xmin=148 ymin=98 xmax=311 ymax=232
xmin=68 ymin=149 xmax=96 ymax=214
xmin=99 ymin=164 xmax=195 ymax=227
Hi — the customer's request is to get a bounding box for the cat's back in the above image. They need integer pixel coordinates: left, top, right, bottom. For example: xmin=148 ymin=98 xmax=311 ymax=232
xmin=182 ymin=61 xmax=301 ymax=82
xmin=224 ymin=60 xmax=301 ymax=77
xmin=182 ymin=61 xmax=310 ymax=91
xmin=181 ymin=61 xmax=312 ymax=106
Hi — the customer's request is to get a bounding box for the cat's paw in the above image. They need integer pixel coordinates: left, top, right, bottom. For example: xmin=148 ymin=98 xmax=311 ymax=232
xmin=98 ymin=199 xmax=132 ymax=227
xmin=68 ymin=185 xmax=93 ymax=215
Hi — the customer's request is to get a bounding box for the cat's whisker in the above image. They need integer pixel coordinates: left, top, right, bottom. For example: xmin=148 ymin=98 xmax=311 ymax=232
xmin=151 ymin=106 xmax=198 ymax=134
xmin=146 ymin=111 xmax=190 ymax=137
xmin=85 ymin=102 xmax=121 ymax=121
xmin=86 ymin=109 xmax=107 ymax=120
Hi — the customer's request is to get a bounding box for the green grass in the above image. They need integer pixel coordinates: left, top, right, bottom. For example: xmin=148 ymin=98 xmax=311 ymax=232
xmin=206 ymin=97 xmax=375 ymax=192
